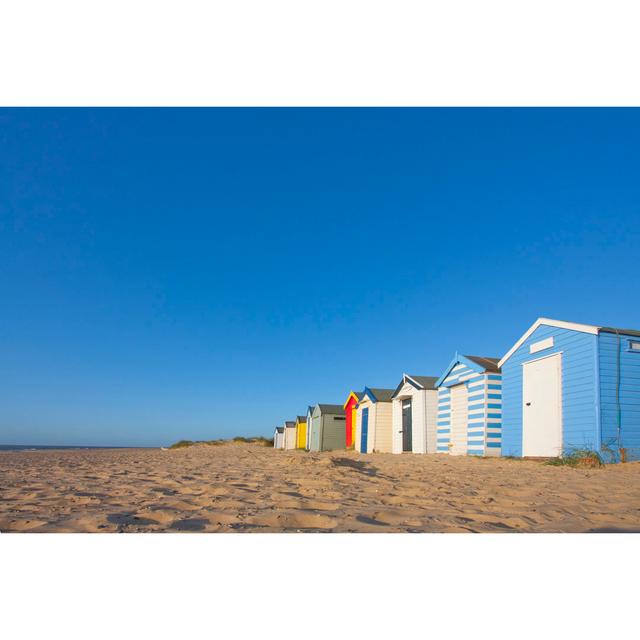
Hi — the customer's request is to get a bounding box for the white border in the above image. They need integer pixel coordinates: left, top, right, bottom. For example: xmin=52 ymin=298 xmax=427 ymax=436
xmin=2 ymin=2 xmax=640 ymax=105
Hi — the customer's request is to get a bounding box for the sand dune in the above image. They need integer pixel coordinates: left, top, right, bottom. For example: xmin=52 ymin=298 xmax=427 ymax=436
xmin=1 ymin=442 xmax=639 ymax=532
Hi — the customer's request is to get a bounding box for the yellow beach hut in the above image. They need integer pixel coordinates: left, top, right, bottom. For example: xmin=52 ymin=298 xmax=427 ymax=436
xmin=295 ymin=415 xmax=307 ymax=449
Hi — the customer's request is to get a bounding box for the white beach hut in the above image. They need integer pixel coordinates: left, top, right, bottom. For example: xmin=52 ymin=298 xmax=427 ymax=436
xmin=283 ymin=421 xmax=297 ymax=450
xmin=354 ymin=388 xmax=394 ymax=453
xmin=273 ymin=426 xmax=285 ymax=449
xmin=391 ymin=374 xmax=439 ymax=454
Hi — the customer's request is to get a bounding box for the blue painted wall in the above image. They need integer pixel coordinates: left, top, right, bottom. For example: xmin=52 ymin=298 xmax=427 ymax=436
xmin=501 ymin=325 xmax=599 ymax=456
xmin=599 ymin=332 xmax=640 ymax=461
xmin=435 ymin=356 xmax=502 ymax=456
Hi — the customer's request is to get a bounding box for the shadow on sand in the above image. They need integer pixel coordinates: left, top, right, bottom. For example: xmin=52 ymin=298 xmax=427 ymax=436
xmin=587 ymin=527 xmax=640 ymax=533
xmin=330 ymin=456 xmax=392 ymax=480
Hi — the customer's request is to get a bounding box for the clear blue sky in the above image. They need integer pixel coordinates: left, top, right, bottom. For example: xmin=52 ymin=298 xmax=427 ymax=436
xmin=1 ymin=108 xmax=639 ymax=446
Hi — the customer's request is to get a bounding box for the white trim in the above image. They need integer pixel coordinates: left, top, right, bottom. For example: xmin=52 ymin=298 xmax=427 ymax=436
xmin=519 ymin=350 xmax=564 ymax=366
xmin=498 ymin=317 xmax=599 ymax=368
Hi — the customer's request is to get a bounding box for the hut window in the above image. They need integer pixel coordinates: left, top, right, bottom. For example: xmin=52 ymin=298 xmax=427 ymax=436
xmin=629 ymin=340 xmax=640 ymax=352
xmin=530 ymin=336 xmax=554 ymax=354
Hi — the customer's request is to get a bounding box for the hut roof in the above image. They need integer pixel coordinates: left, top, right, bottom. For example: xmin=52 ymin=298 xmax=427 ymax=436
xmin=392 ymin=374 xmax=439 ymax=397
xmin=464 ymin=355 xmax=501 ymax=372
xmin=317 ymin=404 xmax=344 ymax=415
xmin=407 ymin=375 xmax=439 ymax=389
xmin=364 ymin=388 xmax=395 ymax=403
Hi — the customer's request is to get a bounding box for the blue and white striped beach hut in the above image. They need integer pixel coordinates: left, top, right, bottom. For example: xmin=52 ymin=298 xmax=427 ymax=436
xmin=499 ymin=317 xmax=640 ymax=461
xmin=435 ymin=354 xmax=503 ymax=456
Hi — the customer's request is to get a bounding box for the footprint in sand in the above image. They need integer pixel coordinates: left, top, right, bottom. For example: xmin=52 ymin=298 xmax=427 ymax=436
xmin=107 ymin=513 xmax=160 ymax=527
xmin=355 ymin=515 xmax=388 ymax=527
xmin=0 ymin=518 xmax=49 ymax=532
xmin=169 ymin=517 xmax=210 ymax=532
xmin=247 ymin=512 xmax=337 ymax=530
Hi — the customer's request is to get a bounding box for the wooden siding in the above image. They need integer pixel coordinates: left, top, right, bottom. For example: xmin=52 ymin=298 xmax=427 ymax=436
xmin=321 ymin=414 xmax=347 ymax=451
xmin=391 ymin=382 xmax=438 ymax=454
xmin=296 ymin=421 xmax=307 ymax=449
xmin=355 ymin=398 xmax=377 ymax=453
xmin=501 ymin=324 xmax=598 ymax=457
xmin=391 ymin=396 xmax=403 ymax=453
xmin=436 ymin=387 xmax=451 ymax=453
xmin=306 ymin=409 xmax=313 ymax=451
xmin=425 ymin=390 xmax=439 ymax=453
xmin=354 ymin=405 xmax=363 ymax=452
xmin=599 ymin=331 xmax=640 ymax=461
xmin=309 ymin=412 xmax=322 ymax=452
xmin=436 ymin=359 xmax=502 ymax=456
xmin=373 ymin=401 xmax=393 ymax=453
xmin=449 ymin=384 xmax=468 ymax=454
xmin=284 ymin=425 xmax=297 ymax=450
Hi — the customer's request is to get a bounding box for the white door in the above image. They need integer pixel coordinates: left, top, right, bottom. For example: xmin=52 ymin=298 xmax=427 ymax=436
xmin=449 ymin=384 xmax=468 ymax=455
xmin=523 ymin=353 xmax=563 ymax=457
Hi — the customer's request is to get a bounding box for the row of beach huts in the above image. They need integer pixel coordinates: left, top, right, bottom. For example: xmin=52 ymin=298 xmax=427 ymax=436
xmin=273 ymin=317 xmax=640 ymax=462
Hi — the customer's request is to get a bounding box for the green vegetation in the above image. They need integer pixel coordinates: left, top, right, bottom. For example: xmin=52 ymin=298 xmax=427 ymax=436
xmin=544 ymin=448 xmax=604 ymax=468
xmin=168 ymin=440 xmax=195 ymax=449
xmin=167 ymin=436 xmax=273 ymax=449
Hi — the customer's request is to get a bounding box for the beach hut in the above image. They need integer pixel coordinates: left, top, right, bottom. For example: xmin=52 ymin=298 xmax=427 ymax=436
xmin=343 ymin=391 xmax=363 ymax=449
xmin=283 ymin=421 xmax=297 ymax=450
xmin=435 ymin=354 xmax=502 ymax=456
xmin=308 ymin=404 xmax=347 ymax=452
xmin=273 ymin=426 xmax=285 ymax=449
xmin=391 ymin=375 xmax=439 ymax=454
xmin=295 ymin=415 xmax=307 ymax=449
xmin=499 ymin=317 xmax=640 ymax=461
xmin=354 ymin=388 xmax=394 ymax=453
xmin=305 ymin=405 xmax=313 ymax=451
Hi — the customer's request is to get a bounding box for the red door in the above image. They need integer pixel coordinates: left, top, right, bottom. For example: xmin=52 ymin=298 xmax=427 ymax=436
xmin=344 ymin=395 xmax=357 ymax=448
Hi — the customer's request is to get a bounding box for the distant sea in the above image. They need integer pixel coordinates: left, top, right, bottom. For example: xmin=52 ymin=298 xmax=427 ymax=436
xmin=0 ymin=445 xmax=139 ymax=451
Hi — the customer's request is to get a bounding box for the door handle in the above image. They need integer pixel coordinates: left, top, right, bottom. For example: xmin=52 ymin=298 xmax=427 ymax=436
xmin=526 ymin=402 xmax=531 ymax=406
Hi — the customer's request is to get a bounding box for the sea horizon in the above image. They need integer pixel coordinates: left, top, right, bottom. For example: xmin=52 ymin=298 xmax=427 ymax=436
xmin=0 ymin=444 xmax=152 ymax=451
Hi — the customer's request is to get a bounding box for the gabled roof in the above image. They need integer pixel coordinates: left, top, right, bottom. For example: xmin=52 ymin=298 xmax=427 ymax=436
xmin=465 ymin=356 xmax=500 ymax=372
xmin=296 ymin=415 xmax=306 ymax=423
xmin=498 ymin=317 xmax=640 ymax=367
xmin=274 ymin=426 xmax=284 ymax=434
xmin=362 ymin=387 xmax=395 ymax=403
xmin=391 ymin=374 xmax=438 ymax=398
xmin=284 ymin=421 xmax=295 ymax=428
xmin=435 ymin=353 xmax=500 ymax=387
xmin=343 ymin=390 xmax=363 ymax=409
xmin=317 ymin=404 xmax=344 ymax=415
xmin=600 ymin=326 xmax=640 ymax=337
xmin=408 ymin=374 xmax=438 ymax=389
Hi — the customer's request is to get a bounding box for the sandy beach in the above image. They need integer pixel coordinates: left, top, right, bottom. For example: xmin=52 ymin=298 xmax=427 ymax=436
xmin=1 ymin=442 xmax=639 ymax=533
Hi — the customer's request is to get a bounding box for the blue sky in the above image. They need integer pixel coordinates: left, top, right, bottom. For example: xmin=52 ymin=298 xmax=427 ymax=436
xmin=1 ymin=108 xmax=639 ymax=446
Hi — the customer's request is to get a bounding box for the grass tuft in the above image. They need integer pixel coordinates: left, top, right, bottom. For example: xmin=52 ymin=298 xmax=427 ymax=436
xmin=168 ymin=440 xmax=195 ymax=449
xmin=544 ymin=449 xmax=604 ymax=468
